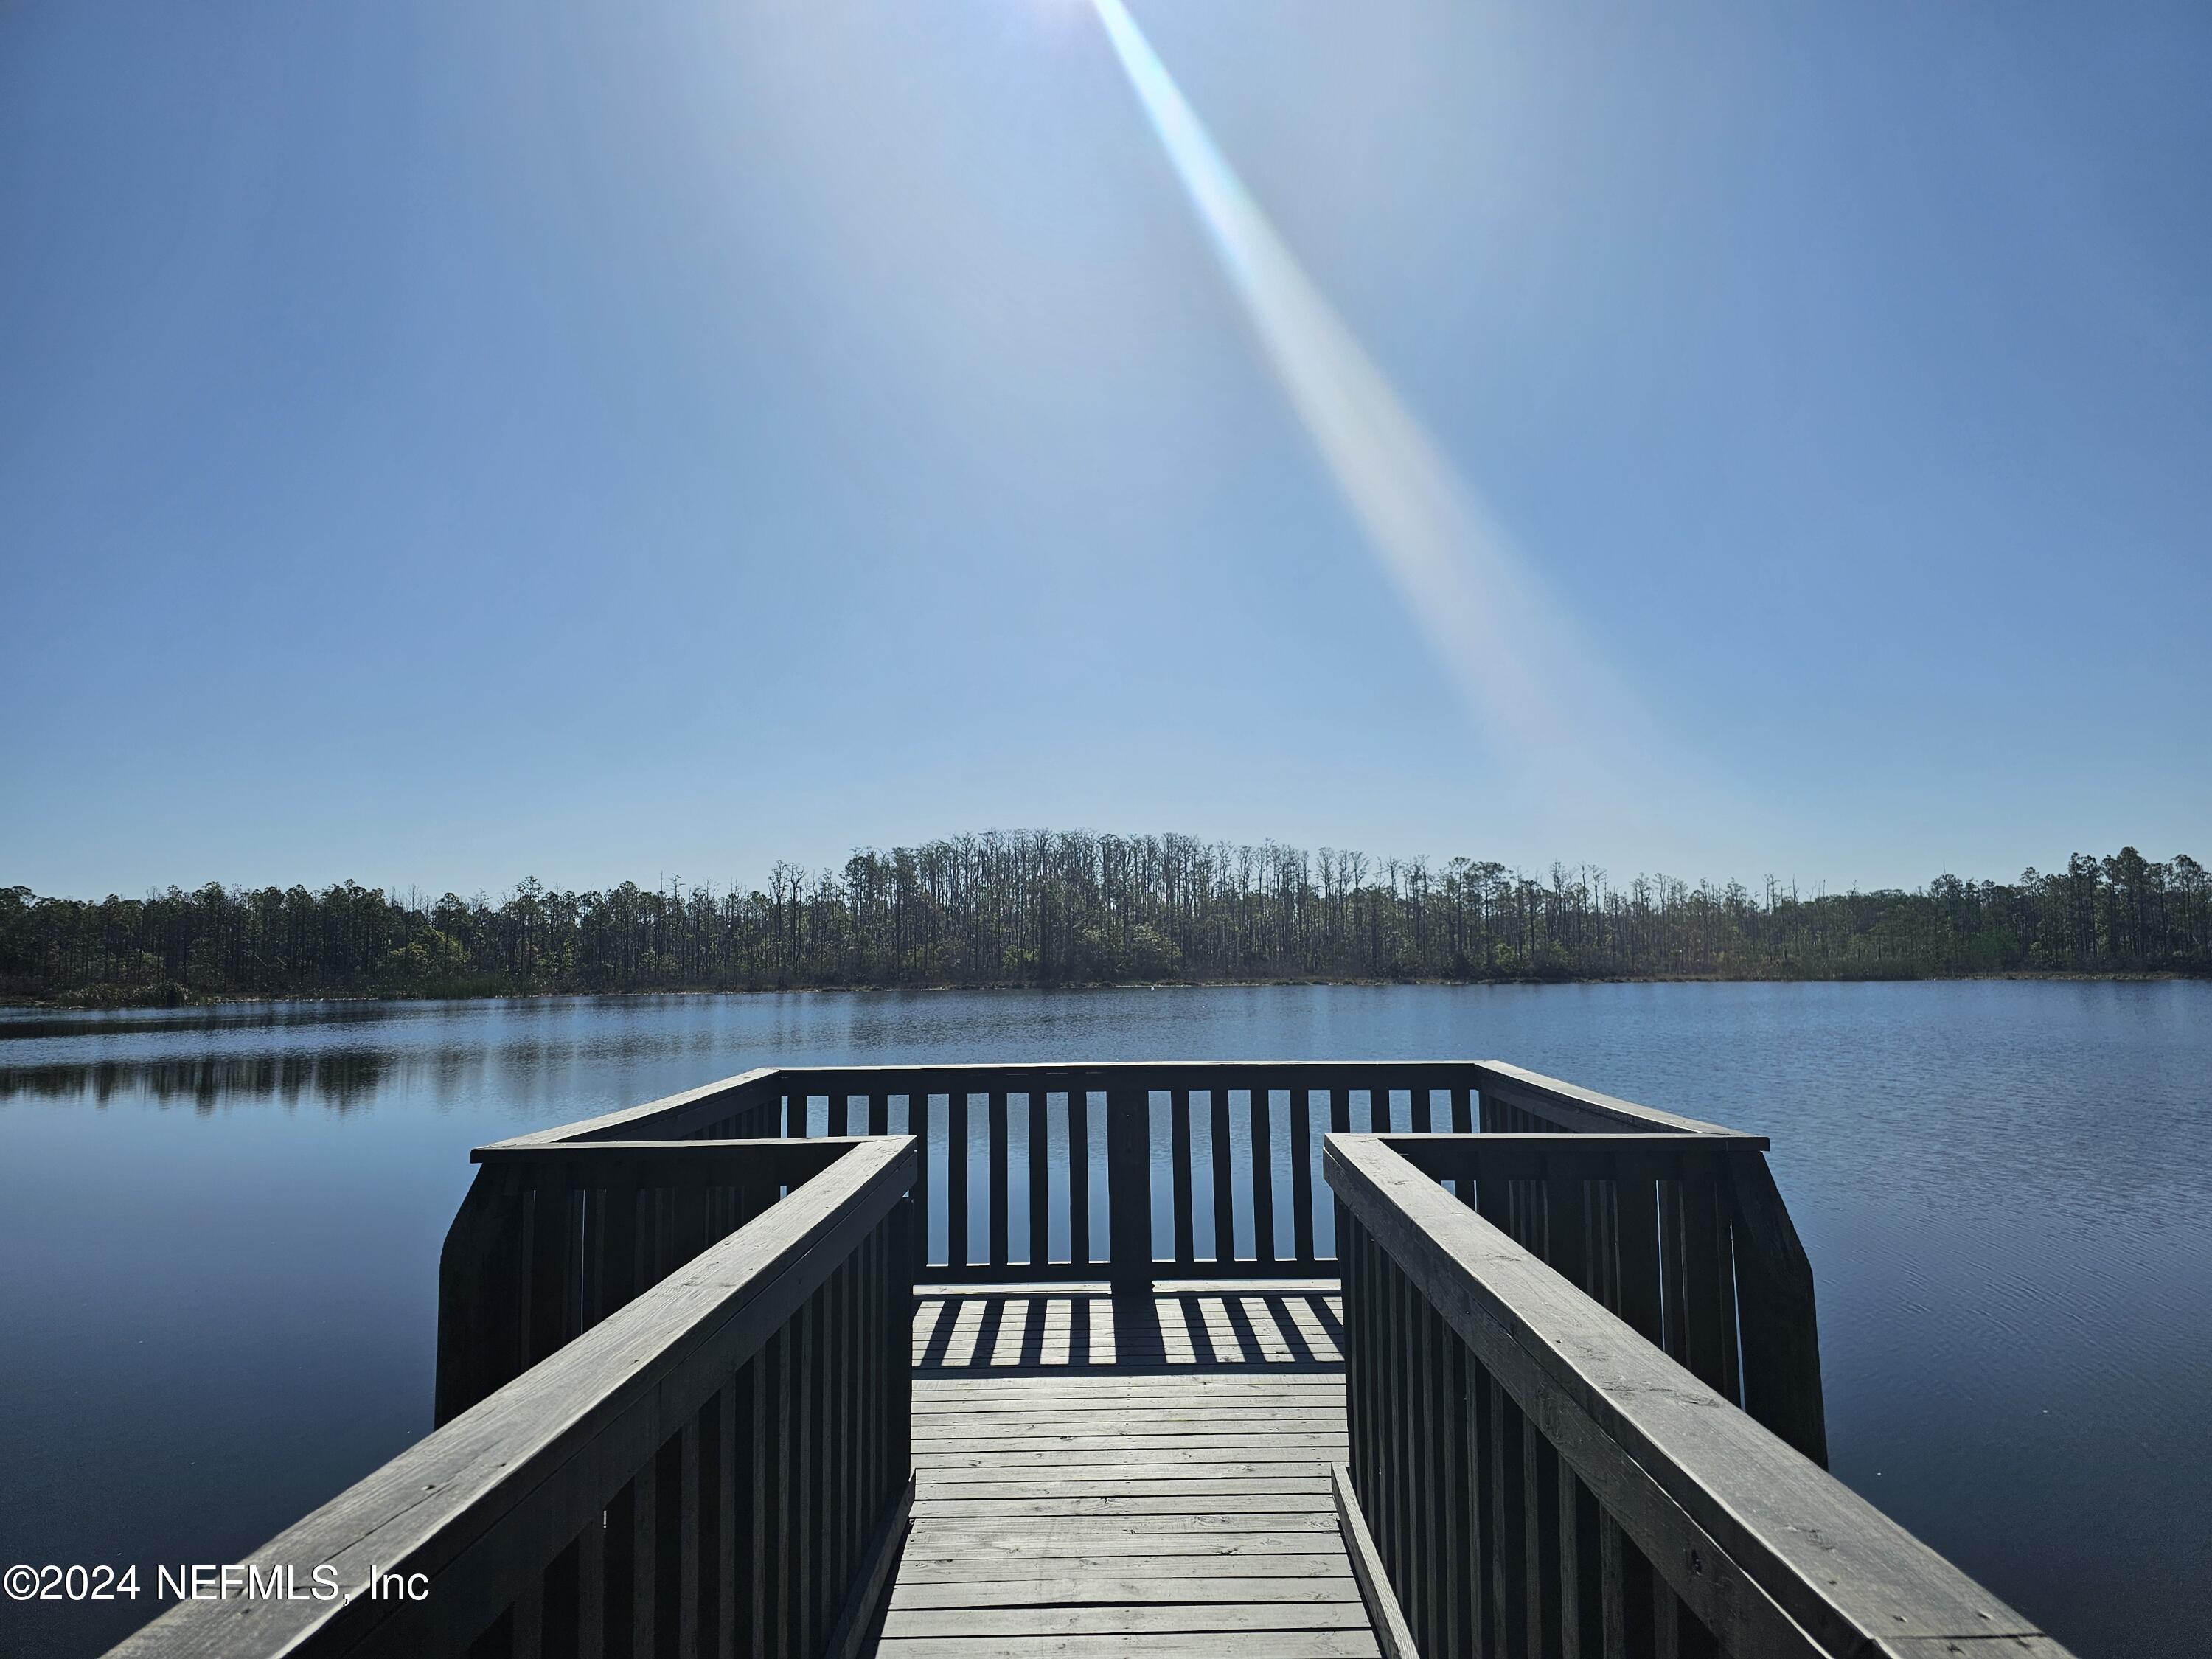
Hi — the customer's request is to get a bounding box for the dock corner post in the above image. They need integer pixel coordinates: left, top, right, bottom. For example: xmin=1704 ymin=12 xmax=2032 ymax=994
xmin=1723 ymin=1148 xmax=1829 ymax=1467
xmin=434 ymin=1163 xmax=531 ymax=1427
xmin=1105 ymin=1082 xmax=1153 ymax=1296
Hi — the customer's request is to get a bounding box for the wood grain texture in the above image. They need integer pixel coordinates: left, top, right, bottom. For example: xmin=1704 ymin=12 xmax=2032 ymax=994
xmin=880 ymin=1285 xmax=1371 ymax=1659
xmin=1326 ymin=1134 xmax=2076 ymax=1659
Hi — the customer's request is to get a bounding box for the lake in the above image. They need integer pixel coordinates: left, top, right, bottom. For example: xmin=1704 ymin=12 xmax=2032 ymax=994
xmin=1 ymin=981 xmax=2205 ymax=1658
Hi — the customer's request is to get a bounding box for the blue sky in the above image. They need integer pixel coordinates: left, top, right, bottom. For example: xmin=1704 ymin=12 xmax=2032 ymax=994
xmin=3 ymin=0 xmax=2206 ymax=899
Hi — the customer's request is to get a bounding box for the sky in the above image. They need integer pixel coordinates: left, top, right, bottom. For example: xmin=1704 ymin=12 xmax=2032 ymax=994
xmin=2 ymin=0 xmax=2207 ymax=900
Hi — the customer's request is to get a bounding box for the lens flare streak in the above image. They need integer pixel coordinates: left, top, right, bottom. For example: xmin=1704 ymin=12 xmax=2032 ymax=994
xmin=1092 ymin=0 xmax=1631 ymax=767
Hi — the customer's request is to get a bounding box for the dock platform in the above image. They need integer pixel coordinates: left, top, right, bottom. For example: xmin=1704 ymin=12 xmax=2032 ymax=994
xmin=884 ymin=1285 xmax=1363 ymax=1658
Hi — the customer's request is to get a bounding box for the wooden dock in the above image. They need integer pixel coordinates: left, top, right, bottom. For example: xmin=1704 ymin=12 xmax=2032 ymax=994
xmin=886 ymin=1286 xmax=1366 ymax=1658
xmin=107 ymin=1060 xmax=2081 ymax=1659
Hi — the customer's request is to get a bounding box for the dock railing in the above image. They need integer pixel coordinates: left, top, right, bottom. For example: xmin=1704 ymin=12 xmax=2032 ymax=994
xmin=1329 ymin=1132 xmax=2071 ymax=1658
xmin=98 ymin=1058 xmax=2081 ymax=1658
xmin=437 ymin=1062 xmax=1824 ymax=1466
xmin=116 ymin=1135 xmax=917 ymax=1659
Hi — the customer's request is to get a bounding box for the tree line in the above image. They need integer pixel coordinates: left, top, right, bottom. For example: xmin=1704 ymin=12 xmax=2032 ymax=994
xmin=3 ymin=833 xmax=2206 ymax=1004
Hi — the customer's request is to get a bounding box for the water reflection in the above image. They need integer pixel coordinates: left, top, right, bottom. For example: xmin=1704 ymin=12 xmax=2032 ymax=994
xmin=1 ymin=982 xmax=2207 ymax=1659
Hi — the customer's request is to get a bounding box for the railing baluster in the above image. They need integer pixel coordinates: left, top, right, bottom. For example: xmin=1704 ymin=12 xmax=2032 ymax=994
xmin=1615 ymin=1162 xmax=1664 ymax=1346
xmin=1546 ymin=1151 xmax=1590 ymax=1293
xmin=1598 ymin=1511 xmax=1628 ymax=1659
xmin=796 ymin=1293 xmax=818 ymax=1659
xmin=1209 ymin=1088 xmax=1234 ymax=1263
xmin=1415 ymin=1293 xmax=1441 ymax=1655
xmin=1658 ymin=1176 xmax=1691 ymax=1366
xmin=579 ymin=1506 xmax=607 ymax=1659
xmin=1526 ymin=1416 xmax=1561 ymax=1659
xmin=1655 ymin=1582 xmax=1682 ymax=1659
xmin=1027 ymin=1092 xmax=1048 ymax=1268
xmin=988 ymin=1091 xmax=1010 ymax=1269
xmin=1489 ymin=1370 xmax=1527 ymax=1658
xmin=677 ymin=1414 xmax=701 ymax=1659
xmin=1469 ymin=1343 xmax=1493 ymax=1656
xmin=772 ymin=1316 xmax=793 ymax=1658
xmin=1253 ymin=1085 xmax=1278 ymax=1265
xmin=525 ymin=1182 xmax=570 ymax=1366
xmin=1171 ymin=1088 xmax=1195 ymax=1266
xmin=714 ymin=1382 xmax=737 ymax=1659
xmin=1439 ymin=1315 xmax=1468 ymax=1659
xmin=1105 ymin=1083 xmax=1151 ymax=1293
xmin=1290 ymin=1083 xmax=1315 ymax=1267
xmin=1068 ymin=1090 xmax=1091 ymax=1266
xmin=627 ymin=1450 xmax=657 ymax=1659
xmin=911 ymin=1093 xmax=934 ymax=1267
xmin=1686 ymin=1162 xmax=1741 ymax=1405
xmin=949 ymin=1088 xmax=970 ymax=1271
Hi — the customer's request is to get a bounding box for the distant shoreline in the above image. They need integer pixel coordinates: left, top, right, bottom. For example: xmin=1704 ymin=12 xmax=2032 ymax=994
xmin=9 ymin=967 xmax=2201 ymax=1012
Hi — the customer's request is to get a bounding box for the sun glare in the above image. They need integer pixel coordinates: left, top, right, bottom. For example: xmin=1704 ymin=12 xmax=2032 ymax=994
xmin=1088 ymin=0 xmax=1660 ymax=796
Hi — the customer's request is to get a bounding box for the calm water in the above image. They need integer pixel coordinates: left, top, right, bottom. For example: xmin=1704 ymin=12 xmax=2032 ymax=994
xmin=1 ymin=982 xmax=2205 ymax=1658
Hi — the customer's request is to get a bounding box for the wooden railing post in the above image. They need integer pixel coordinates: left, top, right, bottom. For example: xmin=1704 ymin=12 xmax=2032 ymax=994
xmin=1105 ymin=1082 xmax=1152 ymax=1294
xmin=434 ymin=1166 xmax=529 ymax=1425
xmin=1725 ymin=1149 xmax=1829 ymax=1467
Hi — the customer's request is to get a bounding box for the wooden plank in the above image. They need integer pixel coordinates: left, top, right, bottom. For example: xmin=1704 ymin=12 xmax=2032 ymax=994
xmin=479 ymin=1068 xmax=781 ymax=1150
xmin=889 ymin=1575 xmax=1362 ymax=1610
xmin=824 ymin=1476 xmax=914 ymax=1659
xmin=903 ymin=1531 xmax=1345 ymax=1560
xmin=1325 ymin=1136 xmax=2065 ymax=1659
xmin=875 ymin=1635 xmax=1382 ymax=1659
xmin=1470 ymin=1062 xmax=1742 ymax=1137
xmin=897 ymin=1552 xmax=1350 ymax=1583
xmin=1332 ymin=1465 xmax=1417 ymax=1659
xmin=919 ymin=1429 xmax=1348 ymax=1454
xmin=117 ymin=1138 xmax=919 ymax=1659
xmin=914 ymin=1408 xmax=1349 ymax=1433
xmin=880 ymin=1603 xmax=1374 ymax=1638
xmin=915 ymin=1432 xmax=1349 ymax=1455
xmin=907 ymin=1504 xmax=1336 ymax=1531
xmin=908 ymin=1511 xmax=1341 ymax=1534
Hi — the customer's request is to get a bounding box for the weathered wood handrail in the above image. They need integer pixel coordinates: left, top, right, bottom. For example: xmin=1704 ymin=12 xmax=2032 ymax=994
xmin=445 ymin=1061 xmax=1824 ymax=1460
xmin=1326 ymin=1133 xmax=2073 ymax=1659
xmin=115 ymin=1136 xmax=918 ymax=1659
xmin=436 ymin=1137 xmax=864 ymax=1422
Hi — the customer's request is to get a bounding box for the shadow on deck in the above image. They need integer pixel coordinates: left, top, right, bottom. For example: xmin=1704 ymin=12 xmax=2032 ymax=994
xmin=877 ymin=1284 xmax=1373 ymax=1658
xmin=913 ymin=1282 xmax=1346 ymax=1373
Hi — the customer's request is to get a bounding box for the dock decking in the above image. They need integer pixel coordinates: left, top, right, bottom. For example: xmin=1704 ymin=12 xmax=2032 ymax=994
xmin=883 ymin=1285 xmax=1368 ymax=1658
xmin=108 ymin=1061 xmax=2079 ymax=1659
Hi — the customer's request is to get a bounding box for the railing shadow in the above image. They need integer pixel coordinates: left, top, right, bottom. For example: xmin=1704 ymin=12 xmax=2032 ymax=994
xmin=911 ymin=1287 xmax=1345 ymax=1373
